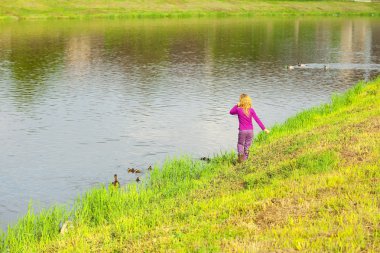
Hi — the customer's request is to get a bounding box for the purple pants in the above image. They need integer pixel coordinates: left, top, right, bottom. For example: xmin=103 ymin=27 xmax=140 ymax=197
xmin=237 ymin=130 xmax=254 ymax=160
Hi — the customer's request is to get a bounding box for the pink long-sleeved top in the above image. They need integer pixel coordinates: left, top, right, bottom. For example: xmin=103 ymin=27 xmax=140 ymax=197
xmin=230 ymin=105 xmax=266 ymax=131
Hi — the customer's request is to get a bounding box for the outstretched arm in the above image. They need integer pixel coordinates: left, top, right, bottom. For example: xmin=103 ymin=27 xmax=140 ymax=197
xmin=251 ymin=108 xmax=269 ymax=133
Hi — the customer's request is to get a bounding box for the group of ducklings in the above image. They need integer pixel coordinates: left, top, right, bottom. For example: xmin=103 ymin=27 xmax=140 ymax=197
xmin=113 ymin=165 xmax=152 ymax=186
xmin=128 ymin=168 xmax=141 ymax=173
xmin=129 ymin=165 xmax=153 ymax=182
xmin=200 ymin=157 xmax=211 ymax=162
xmin=128 ymin=165 xmax=152 ymax=174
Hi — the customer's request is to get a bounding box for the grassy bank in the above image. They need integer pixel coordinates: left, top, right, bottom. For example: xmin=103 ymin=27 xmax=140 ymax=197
xmin=1 ymin=0 xmax=380 ymax=19
xmin=1 ymin=77 xmax=379 ymax=252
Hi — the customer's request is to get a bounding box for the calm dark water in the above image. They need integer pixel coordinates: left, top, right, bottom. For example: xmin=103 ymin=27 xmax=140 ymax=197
xmin=1 ymin=17 xmax=380 ymax=229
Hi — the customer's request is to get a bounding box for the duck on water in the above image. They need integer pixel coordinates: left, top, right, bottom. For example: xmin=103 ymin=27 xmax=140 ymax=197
xmin=286 ymin=62 xmax=307 ymax=69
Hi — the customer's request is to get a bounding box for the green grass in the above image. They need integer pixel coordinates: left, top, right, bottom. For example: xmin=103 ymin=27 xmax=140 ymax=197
xmin=1 ymin=77 xmax=379 ymax=252
xmin=1 ymin=0 xmax=380 ymax=19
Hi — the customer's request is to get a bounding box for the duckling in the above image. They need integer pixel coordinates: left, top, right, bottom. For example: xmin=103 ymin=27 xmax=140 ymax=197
xmin=297 ymin=62 xmax=306 ymax=67
xmin=136 ymin=177 xmax=140 ymax=182
xmin=112 ymin=174 xmax=120 ymax=188
xmin=323 ymin=65 xmax=329 ymax=70
xmin=148 ymin=165 xmax=152 ymax=171
xmin=128 ymin=168 xmax=135 ymax=173
xmin=286 ymin=65 xmax=295 ymax=70
xmin=135 ymin=169 xmax=141 ymax=173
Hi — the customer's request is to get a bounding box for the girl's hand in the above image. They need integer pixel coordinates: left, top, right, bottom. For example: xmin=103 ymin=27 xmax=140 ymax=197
xmin=264 ymin=129 xmax=270 ymax=134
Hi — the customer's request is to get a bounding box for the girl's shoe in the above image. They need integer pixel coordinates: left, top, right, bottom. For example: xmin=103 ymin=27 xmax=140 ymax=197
xmin=238 ymin=154 xmax=245 ymax=163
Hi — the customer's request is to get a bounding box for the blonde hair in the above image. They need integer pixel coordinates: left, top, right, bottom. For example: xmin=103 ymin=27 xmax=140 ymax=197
xmin=239 ymin=94 xmax=252 ymax=116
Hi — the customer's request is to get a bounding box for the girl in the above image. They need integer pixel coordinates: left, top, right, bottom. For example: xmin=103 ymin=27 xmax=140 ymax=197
xmin=230 ymin=94 xmax=270 ymax=163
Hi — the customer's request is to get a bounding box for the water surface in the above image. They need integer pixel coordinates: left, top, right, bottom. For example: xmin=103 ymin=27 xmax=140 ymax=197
xmin=1 ymin=17 xmax=379 ymax=229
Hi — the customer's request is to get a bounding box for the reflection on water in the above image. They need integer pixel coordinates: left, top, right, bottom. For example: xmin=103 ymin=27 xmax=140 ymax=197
xmin=0 ymin=17 xmax=379 ymax=229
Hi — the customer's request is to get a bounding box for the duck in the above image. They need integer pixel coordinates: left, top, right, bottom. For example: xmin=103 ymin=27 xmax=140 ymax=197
xmin=135 ymin=169 xmax=141 ymax=173
xmin=286 ymin=65 xmax=295 ymax=70
xmin=148 ymin=165 xmax=152 ymax=171
xmin=128 ymin=168 xmax=135 ymax=173
xmin=297 ymin=62 xmax=306 ymax=67
xmin=323 ymin=65 xmax=329 ymax=70
xmin=136 ymin=177 xmax=140 ymax=182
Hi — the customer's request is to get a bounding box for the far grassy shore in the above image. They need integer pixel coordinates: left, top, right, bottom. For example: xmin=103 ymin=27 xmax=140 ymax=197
xmin=0 ymin=0 xmax=380 ymax=19
xmin=1 ymin=78 xmax=379 ymax=252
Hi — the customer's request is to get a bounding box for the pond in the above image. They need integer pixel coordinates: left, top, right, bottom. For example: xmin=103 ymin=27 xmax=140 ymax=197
xmin=0 ymin=17 xmax=379 ymax=229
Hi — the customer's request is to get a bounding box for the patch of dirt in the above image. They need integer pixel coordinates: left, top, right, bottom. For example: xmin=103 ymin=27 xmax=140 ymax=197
xmin=338 ymin=116 xmax=380 ymax=165
xmin=315 ymin=186 xmax=342 ymax=198
xmin=254 ymin=197 xmax=311 ymax=229
xmin=189 ymin=171 xmax=245 ymax=200
xmin=220 ymin=238 xmax=261 ymax=253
